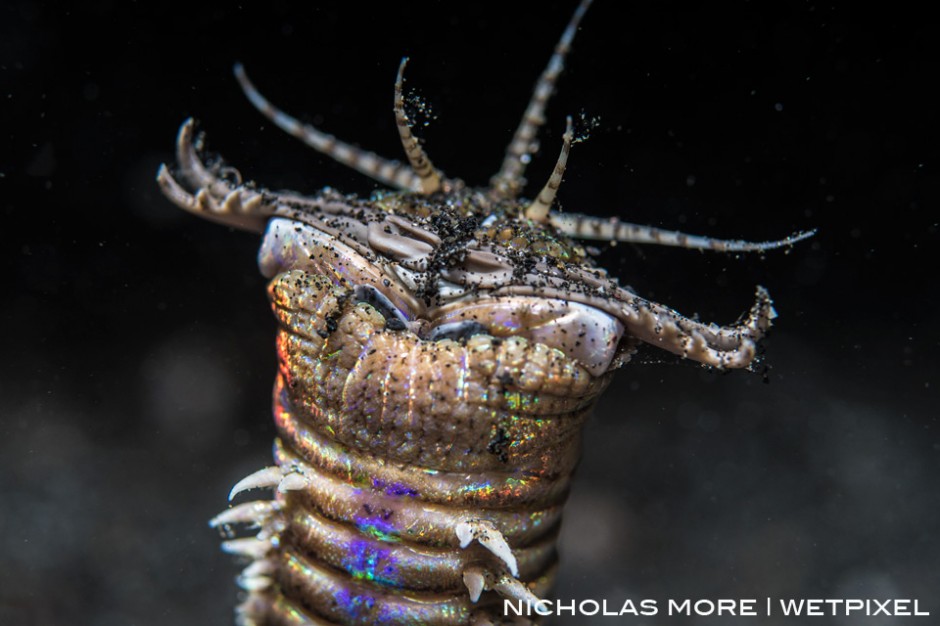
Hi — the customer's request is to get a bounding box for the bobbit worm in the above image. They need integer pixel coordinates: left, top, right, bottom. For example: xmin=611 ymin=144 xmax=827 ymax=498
xmin=157 ymin=2 xmax=811 ymax=623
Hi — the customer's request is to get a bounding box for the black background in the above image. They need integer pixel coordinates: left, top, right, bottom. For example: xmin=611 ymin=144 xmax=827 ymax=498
xmin=3 ymin=2 xmax=938 ymax=625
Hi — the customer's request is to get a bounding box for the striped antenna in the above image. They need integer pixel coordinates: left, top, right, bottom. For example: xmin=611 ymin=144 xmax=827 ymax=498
xmin=233 ymin=63 xmax=422 ymax=192
xmin=489 ymin=0 xmax=593 ymax=198
xmin=394 ymin=58 xmax=443 ymax=195
xmin=525 ymin=117 xmax=573 ymax=223
xmin=550 ymin=213 xmax=817 ymax=252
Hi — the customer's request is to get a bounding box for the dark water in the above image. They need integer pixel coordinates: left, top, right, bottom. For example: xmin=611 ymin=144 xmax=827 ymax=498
xmin=3 ymin=2 xmax=937 ymax=625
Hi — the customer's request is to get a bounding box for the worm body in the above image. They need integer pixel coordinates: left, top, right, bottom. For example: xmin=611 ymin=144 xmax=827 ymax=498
xmin=157 ymin=2 xmax=809 ymax=623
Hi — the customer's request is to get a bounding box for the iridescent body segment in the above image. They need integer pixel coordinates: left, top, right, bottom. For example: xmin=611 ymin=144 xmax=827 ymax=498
xmin=157 ymin=1 xmax=810 ymax=624
xmin=261 ymin=273 xmax=597 ymax=624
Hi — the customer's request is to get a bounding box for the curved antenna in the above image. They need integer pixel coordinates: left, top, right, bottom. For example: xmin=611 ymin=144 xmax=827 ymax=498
xmin=394 ymin=58 xmax=444 ymax=194
xmin=550 ymin=213 xmax=816 ymax=252
xmin=233 ymin=63 xmax=423 ymax=192
xmin=489 ymin=0 xmax=593 ymax=198
xmin=525 ymin=117 xmax=573 ymax=223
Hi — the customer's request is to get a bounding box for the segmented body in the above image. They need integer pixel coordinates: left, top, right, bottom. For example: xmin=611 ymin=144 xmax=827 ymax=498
xmin=157 ymin=2 xmax=809 ymax=624
xmin=261 ymin=272 xmax=608 ymax=624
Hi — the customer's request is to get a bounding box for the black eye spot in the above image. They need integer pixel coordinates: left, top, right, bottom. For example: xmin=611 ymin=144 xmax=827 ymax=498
xmin=428 ymin=321 xmax=489 ymax=342
xmin=354 ymin=284 xmax=410 ymax=330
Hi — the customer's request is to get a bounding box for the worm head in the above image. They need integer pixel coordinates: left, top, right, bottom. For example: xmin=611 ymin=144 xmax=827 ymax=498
xmin=158 ymin=0 xmax=810 ymax=376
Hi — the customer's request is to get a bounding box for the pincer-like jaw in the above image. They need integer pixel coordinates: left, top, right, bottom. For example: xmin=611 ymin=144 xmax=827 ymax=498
xmin=157 ymin=118 xmax=275 ymax=233
xmin=612 ymin=284 xmax=776 ymax=370
xmin=158 ymin=117 xmax=782 ymax=375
